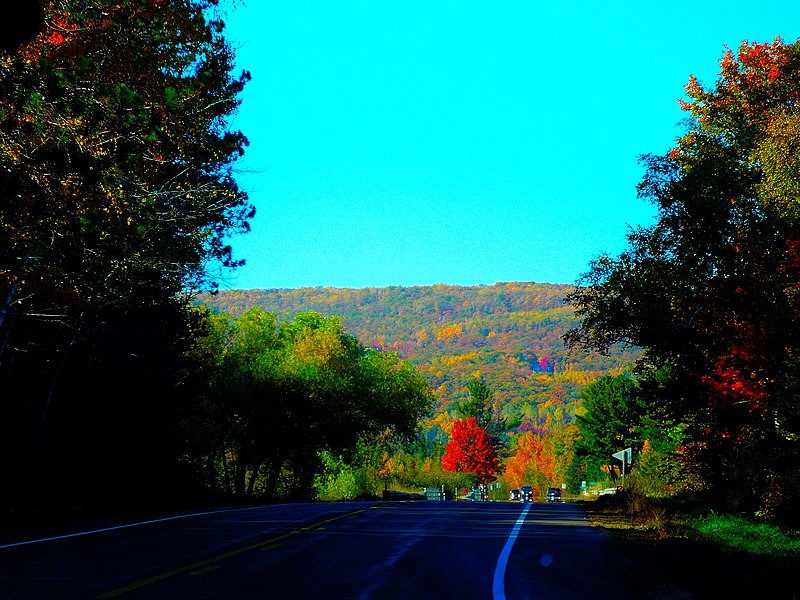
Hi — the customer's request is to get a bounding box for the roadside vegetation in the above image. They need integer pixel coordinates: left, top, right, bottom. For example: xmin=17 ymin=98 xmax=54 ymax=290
xmin=566 ymin=37 xmax=800 ymax=537
xmin=692 ymin=513 xmax=800 ymax=557
xmin=563 ymin=39 xmax=800 ymax=572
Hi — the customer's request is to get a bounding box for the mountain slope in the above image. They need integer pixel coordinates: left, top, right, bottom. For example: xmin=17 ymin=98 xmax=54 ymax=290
xmin=199 ymin=282 xmax=637 ymax=434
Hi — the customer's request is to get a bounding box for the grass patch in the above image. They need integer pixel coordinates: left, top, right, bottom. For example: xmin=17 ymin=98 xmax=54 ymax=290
xmin=691 ymin=513 xmax=800 ymax=558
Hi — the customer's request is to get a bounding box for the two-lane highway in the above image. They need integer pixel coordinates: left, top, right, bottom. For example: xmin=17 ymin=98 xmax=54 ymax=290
xmin=0 ymin=501 xmax=632 ymax=599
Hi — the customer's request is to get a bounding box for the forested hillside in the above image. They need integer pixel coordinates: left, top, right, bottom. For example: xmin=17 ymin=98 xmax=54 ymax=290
xmin=200 ymin=282 xmax=638 ymax=439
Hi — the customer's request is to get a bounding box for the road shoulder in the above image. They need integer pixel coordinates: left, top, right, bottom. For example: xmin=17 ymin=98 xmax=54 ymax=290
xmin=581 ymin=500 xmax=796 ymax=598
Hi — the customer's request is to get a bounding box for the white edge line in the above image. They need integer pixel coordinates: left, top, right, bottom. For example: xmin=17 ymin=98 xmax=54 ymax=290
xmin=0 ymin=505 xmax=268 ymax=550
xmin=492 ymin=502 xmax=532 ymax=600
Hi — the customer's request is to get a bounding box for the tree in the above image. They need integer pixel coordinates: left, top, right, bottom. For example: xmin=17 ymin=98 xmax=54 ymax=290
xmin=442 ymin=417 xmax=500 ymax=484
xmin=0 ymin=0 xmax=253 ymax=512
xmin=453 ymin=377 xmax=508 ymax=453
xmin=573 ymin=375 xmax=645 ymax=480
xmin=504 ymin=431 xmax=555 ymax=494
xmin=565 ymin=38 xmax=800 ymax=519
xmin=184 ymin=308 xmax=433 ymax=500
xmin=0 ymin=1 xmax=252 ymax=341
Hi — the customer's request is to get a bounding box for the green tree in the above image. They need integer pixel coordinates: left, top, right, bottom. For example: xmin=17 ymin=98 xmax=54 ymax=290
xmin=0 ymin=1 xmax=252 ymax=344
xmin=312 ymin=450 xmax=360 ymax=501
xmin=453 ymin=377 xmax=508 ymax=453
xmin=572 ymin=375 xmax=644 ymax=482
xmin=185 ymin=308 xmax=433 ymax=500
xmin=566 ymin=38 xmax=800 ymax=519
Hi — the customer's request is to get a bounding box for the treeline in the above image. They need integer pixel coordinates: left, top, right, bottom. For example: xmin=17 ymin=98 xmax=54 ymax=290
xmin=201 ymin=284 xmax=638 ymax=500
xmin=182 ymin=307 xmax=433 ymax=501
xmin=200 ymin=282 xmax=639 ymax=437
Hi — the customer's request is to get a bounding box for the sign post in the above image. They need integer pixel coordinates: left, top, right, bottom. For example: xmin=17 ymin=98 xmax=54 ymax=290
xmin=612 ymin=448 xmax=632 ymax=487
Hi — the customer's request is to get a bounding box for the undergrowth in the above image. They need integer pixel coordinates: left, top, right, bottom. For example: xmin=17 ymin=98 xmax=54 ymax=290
xmin=590 ymin=490 xmax=800 ymax=560
xmin=691 ymin=513 xmax=800 ymax=558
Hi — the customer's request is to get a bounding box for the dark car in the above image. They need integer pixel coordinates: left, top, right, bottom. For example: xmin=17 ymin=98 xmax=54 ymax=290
xmin=508 ymin=488 xmax=521 ymax=501
xmin=546 ymin=487 xmax=562 ymax=502
xmin=520 ymin=485 xmax=533 ymax=502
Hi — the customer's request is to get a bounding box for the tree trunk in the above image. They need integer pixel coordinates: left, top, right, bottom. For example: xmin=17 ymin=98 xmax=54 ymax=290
xmin=233 ymin=457 xmax=247 ymax=497
xmin=246 ymin=463 xmax=261 ymax=496
xmin=0 ymin=279 xmax=19 ymax=363
xmin=262 ymin=457 xmax=283 ymax=501
xmin=221 ymin=446 xmax=232 ymax=495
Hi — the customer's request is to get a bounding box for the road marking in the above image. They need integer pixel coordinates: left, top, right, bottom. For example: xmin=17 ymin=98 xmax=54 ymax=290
xmin=0 ymin=505 xmax=269 ymax=550
xmin=189 ymin=565 xmax=220 ymax=575
xmin=96 ymin=507 xmax=371 ymax=598
xmin=492 ymin=502 xmax=532 ymax=600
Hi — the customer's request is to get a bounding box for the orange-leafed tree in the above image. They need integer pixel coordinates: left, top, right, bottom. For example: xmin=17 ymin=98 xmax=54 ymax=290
xmin=504 ymin=431 xmax=556 ymax=494
xmin=442 ymin=417 xmax=500 ymax=484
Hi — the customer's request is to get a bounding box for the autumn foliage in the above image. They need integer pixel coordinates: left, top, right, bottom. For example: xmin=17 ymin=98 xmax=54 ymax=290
xmin=504 ymin=432 xmax=556 ymax=493
xmin=202 ymin=284 xmax=633 ymax=495
xmin=442 ymin=418 xmax=500 ymax=484
xmin=567 ymin=37 xmax=800 ymax=522
xmin=201 ymin=283 xmax=637 ymax=439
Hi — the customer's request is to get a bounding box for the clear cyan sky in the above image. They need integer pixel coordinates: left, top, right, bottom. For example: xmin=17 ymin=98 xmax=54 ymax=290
xmin=219 ymin=1 xmax=800 ymax=291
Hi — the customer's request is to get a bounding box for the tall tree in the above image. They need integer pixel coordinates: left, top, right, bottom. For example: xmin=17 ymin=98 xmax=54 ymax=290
xmin=565 ymin=38 xmax=800 ymax=519
xmin=573 ymin=375 xmax=645 ymax=479
xmin=504 ymin=431 xmax=555 ymax=493
xmin=0 ymin=1 xmax=252 ymax=336
xmin=0 ymin=1 xmax=253 ymax=511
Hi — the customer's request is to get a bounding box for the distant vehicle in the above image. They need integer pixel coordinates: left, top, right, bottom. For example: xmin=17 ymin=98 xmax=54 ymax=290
xmin=508 ymin=488 xmax=520 ymax=501
xmin=520 ymin=485 xmax=533 ymax=502
xmin=546 ymin=487 xmax=562 ymax=502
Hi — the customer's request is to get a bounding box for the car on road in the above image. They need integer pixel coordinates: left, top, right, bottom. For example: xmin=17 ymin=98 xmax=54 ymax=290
xmin=520 ymin=485 xmax=533 ymax=502
xmin=546 ymin=487 xmax=562 ymax=502
xmin=508 ymin=488 xmax=520 ymax=501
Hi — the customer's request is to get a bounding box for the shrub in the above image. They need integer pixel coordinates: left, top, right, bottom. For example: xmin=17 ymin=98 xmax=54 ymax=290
xmin=312 ymin=451 xmax=360 ymax=501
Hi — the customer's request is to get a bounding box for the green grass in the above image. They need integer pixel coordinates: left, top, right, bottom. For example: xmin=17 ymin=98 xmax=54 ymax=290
xmin=691 ymin=513 xmax=800 ymax=558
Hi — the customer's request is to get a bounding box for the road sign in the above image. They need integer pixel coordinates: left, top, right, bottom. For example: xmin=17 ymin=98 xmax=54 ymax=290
xmin=612 ymin=448 xmax=632 ymax=465
xmin=612 ymin=448 xmax=633 ymax=487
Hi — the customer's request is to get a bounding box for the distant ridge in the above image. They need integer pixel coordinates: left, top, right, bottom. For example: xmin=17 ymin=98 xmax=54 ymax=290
xmin=199 ymin=282 xmax=637 ymax=433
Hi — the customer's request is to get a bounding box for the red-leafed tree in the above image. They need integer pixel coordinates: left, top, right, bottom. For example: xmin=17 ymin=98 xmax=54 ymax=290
xmin=442 ymin=417 xmax=500 ymax=484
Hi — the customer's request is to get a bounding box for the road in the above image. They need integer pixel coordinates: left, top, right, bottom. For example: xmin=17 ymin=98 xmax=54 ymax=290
xmin=0 ymin=500 xmax=675 ymax=599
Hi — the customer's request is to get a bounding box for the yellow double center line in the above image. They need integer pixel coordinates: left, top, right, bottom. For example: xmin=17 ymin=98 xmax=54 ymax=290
xmin=97 ymin=507 xmax=371 ymax=598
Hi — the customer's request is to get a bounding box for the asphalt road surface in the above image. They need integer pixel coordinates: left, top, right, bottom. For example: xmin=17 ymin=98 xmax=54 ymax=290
xmin=0 ymin=500 xmax=705 ymax=599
